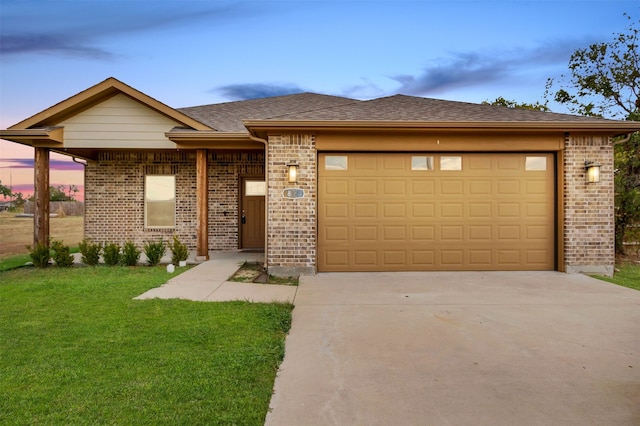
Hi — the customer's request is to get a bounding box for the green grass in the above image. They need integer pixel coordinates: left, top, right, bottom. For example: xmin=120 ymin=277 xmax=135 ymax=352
xmin=0 ymin=265 xmax=293 ymax=425
xmin=593 ymin=263 xmax=640 ymax=291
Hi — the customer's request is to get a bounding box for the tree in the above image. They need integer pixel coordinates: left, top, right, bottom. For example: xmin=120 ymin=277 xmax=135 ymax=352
xmin=546 ymin=13 xmax=640 ymax=255
xmin=0 ymin=180 xmax=11 ymax=199
xmin=482 ymin=97 xmax=550 ymax=111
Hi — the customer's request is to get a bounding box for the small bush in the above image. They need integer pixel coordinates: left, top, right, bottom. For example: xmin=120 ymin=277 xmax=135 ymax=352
xmin=103 ymin=243 xmax=121 ymax=266
xmin=51 ymin=240 xmax=74 ymax=268
xmin=27 ymin=242 xmax=50 ymax=268
xmin=79 ymin=239 xmax=102 ymax=266
xmin=144 ymin=239 xmax=166 ymax=266
xmin=121 ymin=241 xmax=141 ymax=266
xmin=168 ymin=235 xmax=189 ymax=265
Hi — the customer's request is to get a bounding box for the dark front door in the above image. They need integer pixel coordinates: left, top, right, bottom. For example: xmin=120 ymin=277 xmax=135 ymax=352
xmin=240 ymin=178 xmax=265 ymax=249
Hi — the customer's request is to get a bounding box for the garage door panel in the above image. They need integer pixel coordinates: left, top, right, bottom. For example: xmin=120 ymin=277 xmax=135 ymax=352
xmin=318 ymin=153 xmax=555 ymax=272
xmin=412 ymin=180 xmax=435 ymax=194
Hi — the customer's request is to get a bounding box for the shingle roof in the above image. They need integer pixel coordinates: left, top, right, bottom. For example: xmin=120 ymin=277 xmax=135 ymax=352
xmin=177 ymin=92 xmax=358 ymax=132
xmin=270 ymin=94 xmax=609 ymax=123
xmin=178 ymin=92 xmax=620 ymax=133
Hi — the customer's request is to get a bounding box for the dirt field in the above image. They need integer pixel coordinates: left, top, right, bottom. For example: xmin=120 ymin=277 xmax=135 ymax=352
xmin=0 ymin=212 xmax=84 ymax=259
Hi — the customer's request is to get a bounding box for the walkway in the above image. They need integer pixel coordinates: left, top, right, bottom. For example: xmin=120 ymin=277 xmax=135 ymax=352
xmin=134 ymin=251 xmax=297 ymax=303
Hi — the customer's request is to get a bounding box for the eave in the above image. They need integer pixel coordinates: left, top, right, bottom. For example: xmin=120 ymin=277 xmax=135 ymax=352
xmin=165 ymin=130 xmax=264 ymax=149
xmin=0 ymin=127 xmax=64 ymax=146
xmin=243 ymin=120 xmax=640 ymax=138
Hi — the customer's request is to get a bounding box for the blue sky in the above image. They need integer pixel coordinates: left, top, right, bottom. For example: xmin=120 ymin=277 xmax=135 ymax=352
xmin=0 ymin=0 xmax=637 ymax=195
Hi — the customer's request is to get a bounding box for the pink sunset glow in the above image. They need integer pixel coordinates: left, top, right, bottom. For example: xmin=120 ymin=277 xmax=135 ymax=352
xmin=0 ymin=140 xmax=85 ymax=201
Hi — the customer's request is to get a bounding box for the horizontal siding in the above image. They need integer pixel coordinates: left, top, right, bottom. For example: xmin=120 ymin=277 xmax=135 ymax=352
xmin=60 ymin=94 xmax=180 ymax=149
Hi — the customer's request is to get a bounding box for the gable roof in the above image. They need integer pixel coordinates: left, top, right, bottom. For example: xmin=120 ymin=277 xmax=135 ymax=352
xmin=177 ymin=92 xmax=357 ymax=132
xmin=8 ymin=77 xmax=212 ymax=131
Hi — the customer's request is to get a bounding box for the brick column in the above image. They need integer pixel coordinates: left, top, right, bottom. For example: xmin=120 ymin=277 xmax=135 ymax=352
xmin=563 ymin=135 xmax=615 ymax=276
xmin=267 ymin=134 xmax=317 ymax=276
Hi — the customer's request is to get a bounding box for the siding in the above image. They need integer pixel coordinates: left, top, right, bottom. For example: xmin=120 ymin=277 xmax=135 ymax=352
xmin=59 ymin=94 xmax=179 ymax=149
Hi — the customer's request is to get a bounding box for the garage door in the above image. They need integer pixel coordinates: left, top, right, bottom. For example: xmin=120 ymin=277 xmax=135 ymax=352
xmin=318 ymin=153 xmax=555 ymax=272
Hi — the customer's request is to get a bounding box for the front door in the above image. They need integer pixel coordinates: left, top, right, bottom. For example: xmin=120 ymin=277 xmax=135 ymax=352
xmin=240 ymin=177 xmax=266 ymax=249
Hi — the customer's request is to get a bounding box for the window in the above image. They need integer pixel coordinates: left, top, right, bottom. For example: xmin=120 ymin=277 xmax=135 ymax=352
xmin=525 ymin=156 xmax=547 ymax=171
xmin=411 ymin=156 xmax=434 ymax=171
xmin=325 ymin=155 xmax=348 ymax=170
xmin=440 ymin=156 xmax=462 ymax=171
xmin=245 ymin=180 xmax=266 ymax=196
xmin=145 ymin=175 xmax=175 ymax=228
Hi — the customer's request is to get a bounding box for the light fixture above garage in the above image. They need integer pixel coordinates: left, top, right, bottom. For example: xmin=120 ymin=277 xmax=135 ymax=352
xmin=585 ymin=160 xmax=601 ymax=183
xmin=287 ymin=161 xmax=299 ymax=183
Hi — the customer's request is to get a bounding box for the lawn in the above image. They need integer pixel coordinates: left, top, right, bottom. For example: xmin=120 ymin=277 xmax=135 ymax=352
xmin=593 ymin=262 xmax=640 ymax=291
xmin=0 ymin=264 xmax=292 ymax=425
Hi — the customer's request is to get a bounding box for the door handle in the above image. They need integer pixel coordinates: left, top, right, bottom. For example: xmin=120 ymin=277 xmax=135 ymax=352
xmin=241 ymin=210 xmax=246 ymax=224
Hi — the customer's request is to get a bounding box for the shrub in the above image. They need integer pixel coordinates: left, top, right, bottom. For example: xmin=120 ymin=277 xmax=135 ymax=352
xmin=103 ymin=243 xmax=121 ymax=266
xmin=121 ymin=241 xmax=141 ymax=266
xmin=27 ymin=242 xmax=50 ymax=268
xmin=79 ymin=239 xmax=102 ymax=266
xmin=51 ymin=240 xmax=74 ymax=268
xmin=144 ymin=239 xmax=166 ymax=266
xmin=167 ymin=235 xmax=189 ymax=265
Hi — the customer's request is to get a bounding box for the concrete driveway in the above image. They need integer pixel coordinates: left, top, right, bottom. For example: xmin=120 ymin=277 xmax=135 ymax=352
xmin=266 ymin=271 xmax=640 ymax=425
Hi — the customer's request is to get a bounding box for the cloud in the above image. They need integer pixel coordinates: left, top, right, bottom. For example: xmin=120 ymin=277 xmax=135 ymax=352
xmin=1 ymin=34 xmax=113 ymax=59
xmin=388 ymin=41 xmax=581 ymax=96
xmin=0 ymin=1 xmax=262 ymax=59
xmin=215 ymin=83 xmax=306 ymax=100
xmin=0 ymin=158 xmax=84 ymax=171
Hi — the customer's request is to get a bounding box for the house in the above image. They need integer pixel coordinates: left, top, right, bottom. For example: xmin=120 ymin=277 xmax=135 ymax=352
xmin=2 ymin=77 xmax=639 ymax=276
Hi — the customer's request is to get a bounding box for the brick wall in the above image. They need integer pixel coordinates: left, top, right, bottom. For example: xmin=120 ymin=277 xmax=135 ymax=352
xmin=267 ymin=134 xmax=317 ymax=275
xmin=563 ymin=134 xmax=615 ymax=276
xmin=84 ymin=150 xmax=263 ymax=252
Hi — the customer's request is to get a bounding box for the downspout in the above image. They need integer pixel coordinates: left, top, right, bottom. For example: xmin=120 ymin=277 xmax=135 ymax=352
xmin=248 ymin=133 xmax=269 ymax=270
xmin=611 ymin=132 xmax=634 ymax=146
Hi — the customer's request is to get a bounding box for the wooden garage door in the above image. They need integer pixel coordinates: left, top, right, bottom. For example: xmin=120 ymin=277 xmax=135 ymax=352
xmin=318 ymin=153 xmax=555 ymax=272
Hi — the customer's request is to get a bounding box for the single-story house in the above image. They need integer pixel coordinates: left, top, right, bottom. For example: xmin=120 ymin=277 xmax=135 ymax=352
xmin=2 ymin=77 xmax=639 ymax=276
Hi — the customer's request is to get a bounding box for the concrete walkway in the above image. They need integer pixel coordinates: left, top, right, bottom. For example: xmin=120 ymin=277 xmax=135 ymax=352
xmin=266 ymin=271 xmax=640 ymax=425
xmin=134 ymin=251 xmax=297 ymax=303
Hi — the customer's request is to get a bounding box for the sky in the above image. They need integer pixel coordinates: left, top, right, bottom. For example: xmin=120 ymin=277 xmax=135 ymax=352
xmin=0 ymin=0 xmax=637 ymax=200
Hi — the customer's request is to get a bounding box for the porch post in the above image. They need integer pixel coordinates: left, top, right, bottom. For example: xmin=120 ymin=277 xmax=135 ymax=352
xmin=33 ymin=147 xmax=50 ymax=247
xmin=196 ymin=149 xmax=209 ymax=260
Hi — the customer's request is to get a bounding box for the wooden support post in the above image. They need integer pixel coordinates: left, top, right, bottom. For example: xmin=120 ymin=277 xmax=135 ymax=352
xmin=33 ymin=147 xmax=50 ymax=247
xmin=196 ymin=149 xmax=209 ymax=260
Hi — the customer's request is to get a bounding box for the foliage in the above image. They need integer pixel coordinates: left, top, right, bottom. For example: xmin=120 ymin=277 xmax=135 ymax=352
xmin=11 ymin=192 xmax=26 ymax=209
xmin=545 ymin=14 xmax=640 ymax=119
xmin=0 ymin=179 xmax=11 ymax=199
xmin=0 ymin=267 xmax=293 ymax=424
xmin=102 ymin=242 xmax=121 ymax=266
xmin=545 ymin=13 xmax=640 ymax=253
xmin=614 ymin=135 xmax=640 ymax=253
xmin=120 ymin=241 xmax=141 ymax=266
xmin=26 ymin=242 xmax=50 ymax=268
xmin=482 ymin=96 xmax=550 ymax=111
xmin=167 ymin=234 xmax=189 ymax=265
xmin=79 ymin=239 xmax=103 ymax=266
xmin=143 ymin=239 xmax=166 ymax=266
xmin=50 ymin=239 xmax=74 ymax=267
